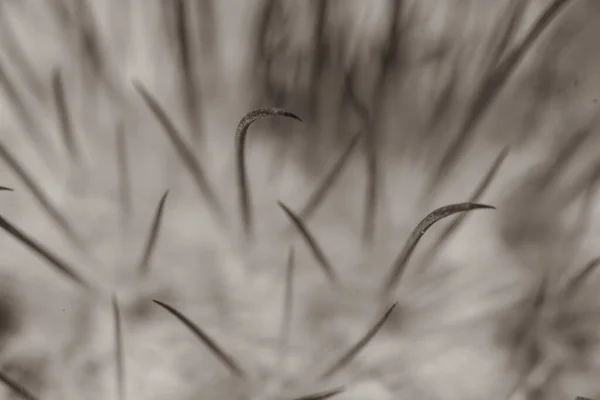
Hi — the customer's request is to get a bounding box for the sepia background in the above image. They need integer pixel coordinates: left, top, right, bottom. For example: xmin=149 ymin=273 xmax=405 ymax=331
xmin=0 ymin=0 xmax=599 ymax=399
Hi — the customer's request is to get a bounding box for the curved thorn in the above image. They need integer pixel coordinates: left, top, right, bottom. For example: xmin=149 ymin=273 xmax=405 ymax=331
xmin=236 ymin=108 xmax=302 ymax=241
xmin=112 ymin=293 xmax=126 ymax=400
xmin=422 ymin=147 xmax=508 ymax=268
xmin=291 ymin=386 xmax=346 ymax=400
xmin=153 ymin=300 xmax=247 ymax=379
xmin=319 ymin=303 xmax=397 ymax=380
xmin=0 ymin=186 xmax=13 ymax=191
xmin=278 ymin=201 xmax=337 ymax=284
xmin=0 ymin=370 xmax=40 ymax=400
xmin=137 ymin=191 xmax=169 ymax=276
xmin=0 ymin=214 xmax=91 ymax=290
xmin=132 ymin=80 xmax=225 ymax=225
xmin=382 ymin=202 xmax=495 ymax=294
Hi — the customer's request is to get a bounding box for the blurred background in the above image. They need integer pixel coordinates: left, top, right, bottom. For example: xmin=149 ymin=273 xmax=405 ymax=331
xmin=0 ymin=0 xmax=600 ymax=399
